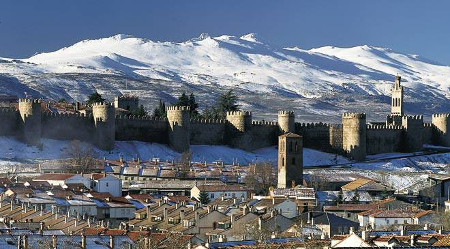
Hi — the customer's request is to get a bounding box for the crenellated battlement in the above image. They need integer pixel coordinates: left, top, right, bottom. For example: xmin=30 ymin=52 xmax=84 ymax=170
xmin=402 ymin=115 xmax=423 ymax=120
xmin=278 ymin=110 xmax=294 ymax=116
xmin=251 ymin=120 xmax=278 ymax=126
xmin=190 ymin=119 xmax=227 ymax=124
xmin=342 ymin=112 xmax=366 ymax=118
xmin=296 ymin=122 xmax=330 ymax=128
xmin=116 ymin=115 xmax=167 ymax=121
xmin=423 ymin=123 xmax=433 ymax=128
xmin=42 ymin=112 xmax=92 ymax=119
xmin=19 ymin=98 xmax=41 ymax=104
xmin=167 ymin=106 xmax=190 ymax=111
xmin=367 ymin=124 xmax=403 ymax=130
xmin=92 ymin=102 xmax=114 ymax=107
xmin=226 ymin=111 xmax=251 ymax=116
xmin=432 ymin=113 xmax=450 ymax=118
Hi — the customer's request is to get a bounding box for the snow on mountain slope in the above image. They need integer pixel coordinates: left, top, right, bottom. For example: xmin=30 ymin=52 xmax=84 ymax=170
xmin=0 ymin=33 xmax=449 ymax=121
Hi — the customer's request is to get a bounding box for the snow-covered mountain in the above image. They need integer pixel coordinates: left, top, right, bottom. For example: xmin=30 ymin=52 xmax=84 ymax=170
xmin=0 ymin=33 xmax=448 ymax=122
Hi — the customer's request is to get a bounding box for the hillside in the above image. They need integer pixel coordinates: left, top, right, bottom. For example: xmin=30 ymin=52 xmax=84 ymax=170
xmin=0 ymin=33 xmax=449 ymax=122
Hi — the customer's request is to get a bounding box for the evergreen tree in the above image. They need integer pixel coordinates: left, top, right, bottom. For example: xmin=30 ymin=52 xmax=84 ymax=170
xmin=130 ymin=105 xmax=147 ymax=117
xmin=201 ymin=90 xmax=240 ymax=119
xmin=153 ymin=100 xmax=167 ymax=118
xmin=199 ymin=191 xmax=210 ymax=205
xmin=217 ymin=90 xmax=239 ymax=115
xmin=188 ymin=93 xmax=200 ymax=118
xmin=86 ymin=91 xmax=105 ymax=105
xmin=175 ymin=92 xmax=189 ymax=107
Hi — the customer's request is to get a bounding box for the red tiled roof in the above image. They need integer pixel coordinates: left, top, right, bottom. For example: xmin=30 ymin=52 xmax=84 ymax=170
xmin=34 ymin=173 xmax=74 ymax=181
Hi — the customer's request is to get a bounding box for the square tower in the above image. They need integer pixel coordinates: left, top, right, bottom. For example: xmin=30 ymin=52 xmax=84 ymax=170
xmin=277 ymin=133 xmax=303 ymax=189
xmin=391 ymin=76 xmax=404 ymax=116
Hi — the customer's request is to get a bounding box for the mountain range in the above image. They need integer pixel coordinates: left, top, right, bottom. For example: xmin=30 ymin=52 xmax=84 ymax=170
xmin=0 ymin=33 xmax=448 ymax=122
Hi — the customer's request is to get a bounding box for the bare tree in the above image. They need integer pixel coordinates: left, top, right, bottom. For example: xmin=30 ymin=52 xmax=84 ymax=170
xmin=65 ymin=140 xmax=101 ymax=173
xmin=245 ymin=162 xmax=276 ymax=195
xmin=177 ymin=151 xmax=192 ymax=179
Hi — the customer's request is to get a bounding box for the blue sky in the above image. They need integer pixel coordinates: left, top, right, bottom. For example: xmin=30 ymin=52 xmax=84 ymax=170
xmin=1 ymin=0 xmax=449 ymax=64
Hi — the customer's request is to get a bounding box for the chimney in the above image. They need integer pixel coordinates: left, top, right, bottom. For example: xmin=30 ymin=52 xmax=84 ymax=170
xmin=109 ymin=235 xmax=114 ymax=249
xmin=438 ymin=226 xmax=443 ymax=234
xmin=362 ymin=230 xmax=368 ymax=241
xmin=180 ymin=209 xmax=185 ymax=223
xmin=349 ymin=227 xmax=354 ymax=234
xmin=23 ymin=235 xmax=28 ymax=249
xmin=410 ymin=234 xmax=415 ymax=246
xmin=119 ymin=155 xmax=124 ymax=163
xmin=311 ymin=217 xmax=315 ymax=226
xmin=52 ymin=235 xmax=57 ymax=249
xmin=17 ymin=235 xmax=21 ymax=249
xmin=424 ymin=223 xmax=429 ymax=230
xmin=137 ymin=157 xmax=141 ymax=165
xmin=10 ymin=200 xmax=13 ymax=211
xmin=207 ymin=206 xmax=211 ymax=213
xmin=258 ymin=216 xmax=262 ymax=230
xmin=221 ymin=195 xmax=224 ymax=201
xmin=400 ymin=225 xmax=405 ymax=236
xmin=243 ymin=206 xmax=247 ymax=216
xmin=307 ymin=212 xmax=311 ymax=223
xmin=230 ymin=214 xmax=235 ymax=228
xmin=233 ymin=198 xmax=237 ymax=205
xmin=39 ymin=222 xmax=44 ymax=234
xmin=81 ymin=233 xmax=86 ymax=249
xmin=163 ymin=207 xmax=168 ymax=222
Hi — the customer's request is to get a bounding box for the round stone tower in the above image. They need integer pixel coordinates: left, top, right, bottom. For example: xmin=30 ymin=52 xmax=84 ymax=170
xmin=167 ymin=106 xmax=190 ymax=152
xmin=18 ymin=98 xmax=42 ymax=145
xmin=432 ymin=113 xmax=450 ymax=147
xmin=342 ymin=113 xmax=366 ymax=161
xmin=226 ymin=111 xmax=252 ymax=132
xmin=92 ymin=102 xmax=116 ymax=151
xmin=278 ymin=111 xmax=295 ymax=134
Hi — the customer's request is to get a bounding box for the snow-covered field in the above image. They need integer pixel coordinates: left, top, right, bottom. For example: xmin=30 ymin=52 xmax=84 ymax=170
xmin=1 ymin=34 xmax=449 ymax=122
xmin=0 ymin=136 xmax=348 ymax=166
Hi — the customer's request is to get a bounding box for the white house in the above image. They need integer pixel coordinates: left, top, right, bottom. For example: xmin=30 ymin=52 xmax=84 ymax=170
xmin=93 ymin=175 xmax=122 ymax=197
xmin=33 ymin=173 xmax=74 ymax=186
xmin=67 ymin=195 xmax=98 ymax=217
xmin=359 ymin=209 xmax=434 ymax=229
xmin=65 ymin=174 xmax=92 ymax=189
xmin=191 ymin=184 xmax=249 ymax=202
xmin=331 ymin=232 xmax=371 ymax=248
xmin=106 ymin=198 xmax=136 ymax=219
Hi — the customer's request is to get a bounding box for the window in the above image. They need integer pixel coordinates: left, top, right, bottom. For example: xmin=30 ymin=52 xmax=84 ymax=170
xmin=282 ymin=158 xmax=284 ymax=166
xmin=289 ymin=142 xmax=293 ymax=152
xmin=210 ymin=194 xmax=214 ymax=198
xmin=292 ymin=158 xmax=296 ymax=165
xmin=386 ymin=220 xmax=390 ymax=224
xmin=394 ymin=220 xmax=398 ymax=224
xmin=106 ymin=183 xmax=109 ymax=187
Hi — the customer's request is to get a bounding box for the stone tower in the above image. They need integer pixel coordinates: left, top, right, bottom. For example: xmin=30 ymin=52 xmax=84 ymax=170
xmin=391 ymin=76 xmax=404 ymax=116
xmin=167 ymin=106 xmax=190 ymax=152
xmin=92 ymin=102 xmax=116 ymax=151
xmin=278 ymin=111 xmax=295 ymax=134
xmin=342 ymin=113 xmax=367 ymax=161
xmin=18 ymin=98 xmax=42 ymax=145
xmin=114 ymin=95 xmax=139 ymax=111
xmin=226 ymin=111 xmax=252 ymax=132
xmin=432 ymin=113 xmax=450 ymax=147
xmin=401 ymin=115 xmax=424 ymax=152
xmin=277 ymin=133 xmax=303 ymax=189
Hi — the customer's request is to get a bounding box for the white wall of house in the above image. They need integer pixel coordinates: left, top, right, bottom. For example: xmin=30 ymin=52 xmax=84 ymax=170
xmin=68 ymin=205 xmax=97 ymax=217
xmin=65 ymin=175 xmax=92 ymax=189
xmin=109 ymin=207 xmax=135 ymax=219
xmin=368 ymin=217 xmax=412 ymax=229
xmin=93 ymin=175 xmax=122 ymax=197
xmin=190 ymin=186 xmax=247 ymax=201
xmin=275 ymin=200 xmax=298 ymax=218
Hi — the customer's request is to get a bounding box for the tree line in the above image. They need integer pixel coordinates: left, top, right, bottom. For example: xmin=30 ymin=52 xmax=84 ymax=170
xmin=153 ymin=89 xmax=240 ymax=119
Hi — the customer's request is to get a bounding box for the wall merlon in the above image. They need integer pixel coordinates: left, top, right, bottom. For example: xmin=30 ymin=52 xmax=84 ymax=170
xmin=19 ymin=98 xmax=41 ymax=104
xmin=402 ymin=115 xmax=423 ymax=120
xmin=278 ymin=110 xmax=294 ymax=116
xmin=226 ymin=111 xmax=251 ymax=116
xmin=432 ymin=113 xmax=450 ymax=118
xmin=342 ymin=112 xmax=366 ymax=118
xmin=167 ymin=106 xmax=190 ymax=111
